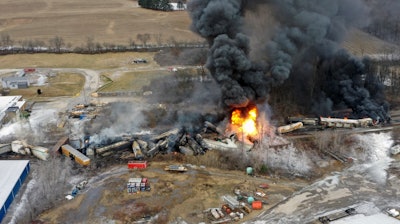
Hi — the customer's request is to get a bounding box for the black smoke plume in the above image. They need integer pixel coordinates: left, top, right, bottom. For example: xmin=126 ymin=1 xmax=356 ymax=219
xmin=188 ymin=0 xmax=390 ymax=121
xmin=188 ymin=0 xmax=270 ymax=108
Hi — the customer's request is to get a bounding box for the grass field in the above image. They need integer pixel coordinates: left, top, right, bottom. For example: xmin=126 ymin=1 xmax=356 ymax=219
xmin=0 ymin=0 xmax=398 ymax=99
xmin=0 ymin=0 xmax=202 ymax=48
xmin=99 ymin=69 xmax=173 ymax=92
xmin=0 ymin=52 xmax=158 ymax=69
xmin=7 ymin=72 xmax=84 ymax=99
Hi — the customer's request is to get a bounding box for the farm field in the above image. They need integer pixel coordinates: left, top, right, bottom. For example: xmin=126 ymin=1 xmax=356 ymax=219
xmin=0 ymin=52 xmax=159 ymax=69
xmin=0 ymin=1 xmax=399 ymax=224
xmin=0 ymin=0 xmax=202 ymax=48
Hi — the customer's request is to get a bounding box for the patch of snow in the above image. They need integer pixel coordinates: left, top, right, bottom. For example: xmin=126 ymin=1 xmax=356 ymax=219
xmin=349 ymin=132 xmax=394 ymax=185
xmin=331 ymin=213 xmax=400 ymax=224
xmin=9 ymin=179 xmax=36 ymax=224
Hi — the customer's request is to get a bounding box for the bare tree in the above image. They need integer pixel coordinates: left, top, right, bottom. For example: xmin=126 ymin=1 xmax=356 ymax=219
xmin=1 ymin=33 xmax=14 ymax=47
xmin=20 ymin=39 xmax=35 ymax=52
xmin=168 ymin=36 xmax=181 ymax=56
xmin=49 ymin=36 xmax=65 ymax=53
xmin=86 ymin=36 xmax=96 ymax=53
xmin=12 ymin=156 xmax=74 ymax=223
xmin=128 ymin=38 xmax=136 ymax=48
xmin=153 ymin=33 xmax=163 ymax=46
xmin=136 ymin=33 xmax=151 ymax=46
xmin=95 ymin=42 xmax=103 ymax=51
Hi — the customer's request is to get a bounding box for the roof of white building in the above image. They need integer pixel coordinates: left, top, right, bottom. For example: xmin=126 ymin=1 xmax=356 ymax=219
xmin=0 ymin=95 xmax=22 ymax=110
xmin=169 ymin=3 xmax=187 ymax=10
xmin=2 ymin=76 xmax=29 ymax=82
xmin=0 ymin=160 xmax=30 ymax=210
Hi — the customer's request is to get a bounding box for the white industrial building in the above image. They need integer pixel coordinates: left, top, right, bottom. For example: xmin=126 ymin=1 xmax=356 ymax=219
xmin=0 ymin=96 xmax=26 ymax=126
xmin=1 ymin=76 xmax=30 ymax=89
xmin=169 ymin=2 xmax=187 ymax=10
xmin=0 ymin=160 xmax=30 ymax=223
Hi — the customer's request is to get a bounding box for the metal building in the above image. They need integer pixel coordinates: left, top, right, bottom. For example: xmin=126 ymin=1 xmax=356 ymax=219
xmin=0 ymin=96 xmax=26 ymax=127
xmin=1 ymin=77 xmax=30 ymax=89
xmin=0 ymin=160 xmax=30 ymax=223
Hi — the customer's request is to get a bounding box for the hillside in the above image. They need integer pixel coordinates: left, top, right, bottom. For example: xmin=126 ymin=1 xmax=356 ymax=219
xmin=343 ymin=28 xmax=400 ymax=57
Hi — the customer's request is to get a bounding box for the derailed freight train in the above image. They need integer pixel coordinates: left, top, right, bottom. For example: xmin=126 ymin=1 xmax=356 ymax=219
xmin=284 ymin=116 xmax=375 ymax=132
xmin=319 ymin=117 xmax=374 ymax=128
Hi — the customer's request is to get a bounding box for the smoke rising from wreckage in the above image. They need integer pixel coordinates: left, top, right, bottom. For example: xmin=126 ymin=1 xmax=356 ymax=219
xmin=1 ymin=1 xmax=400 ymax=223
xmin=187 ymin=0 xmax=390 ymax=122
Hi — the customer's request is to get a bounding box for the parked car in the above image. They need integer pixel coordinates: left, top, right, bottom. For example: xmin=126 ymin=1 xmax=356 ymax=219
xmin=133 ymin=58 xmax=147 ymax=63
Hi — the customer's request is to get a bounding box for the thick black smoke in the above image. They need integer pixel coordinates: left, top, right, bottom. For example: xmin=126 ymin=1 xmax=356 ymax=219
xmin=188 ymin=0 xmax=270 ymax=108
xmin=188 ymin=0 xmax=390 ymax=121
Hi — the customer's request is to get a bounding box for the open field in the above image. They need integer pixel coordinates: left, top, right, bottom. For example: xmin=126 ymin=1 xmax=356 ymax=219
xmin=0 ymin=52 xmax=158 ymax=69
xmin=99 ymin=69 xmax=173 ymax=92
xmin=7 ymin=72 xmax=84 ymax=99
xmin=0 ymin=0 xmax=202 ymax=47
xmin=0 ymin=0 xmax=398 ymax=57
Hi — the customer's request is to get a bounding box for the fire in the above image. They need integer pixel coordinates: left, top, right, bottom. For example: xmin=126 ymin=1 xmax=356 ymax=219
xmin=231 ymin=106 xmax=258 ymax=139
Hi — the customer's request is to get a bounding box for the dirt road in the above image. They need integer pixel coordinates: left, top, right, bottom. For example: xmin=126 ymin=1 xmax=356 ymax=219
xmin=37 ymin=161 xmax=310 ymax=224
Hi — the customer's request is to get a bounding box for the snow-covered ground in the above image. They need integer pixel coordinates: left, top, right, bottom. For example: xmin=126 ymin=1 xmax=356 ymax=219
xmin=249 ymin=132 xmax=400 ymax=224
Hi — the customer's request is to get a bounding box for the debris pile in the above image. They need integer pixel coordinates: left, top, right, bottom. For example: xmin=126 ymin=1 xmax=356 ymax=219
xmin=203 ymin=184 xmax=270 ymax=223
xmin=69 ymin=103 xmax=99 ymax=120
xmin=3 ymin=140 xmax=50 ymax=160
xmin=164 ymin=164 xmax=188 ymax=172
xmin=87 ymin=120 xmax=294 ymax=161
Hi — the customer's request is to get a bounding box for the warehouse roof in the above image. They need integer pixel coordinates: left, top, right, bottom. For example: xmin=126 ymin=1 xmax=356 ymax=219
xmin=0 ymin=160 xmax=30 ymax=210
xmin=0 ymin=96 xmax=22 ymax=113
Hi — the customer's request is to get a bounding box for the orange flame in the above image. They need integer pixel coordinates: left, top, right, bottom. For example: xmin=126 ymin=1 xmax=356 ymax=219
xmin=231 ymin=106 xmax=258 ymax=139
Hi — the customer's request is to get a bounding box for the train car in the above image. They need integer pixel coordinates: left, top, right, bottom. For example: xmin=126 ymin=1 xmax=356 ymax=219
xmin=61 ymin=144 xmax=90 ymax=166
xmin=277 ymin=122 xmax=303 ymax=134
xmin=319 ymin=117 xmax=373 ymax=128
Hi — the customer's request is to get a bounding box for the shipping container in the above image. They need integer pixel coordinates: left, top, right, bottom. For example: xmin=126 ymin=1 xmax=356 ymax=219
xmin=128 ymin=161 xmax=147 ymax=169
xmin=127 ymin=177 xmax=150 ymax=192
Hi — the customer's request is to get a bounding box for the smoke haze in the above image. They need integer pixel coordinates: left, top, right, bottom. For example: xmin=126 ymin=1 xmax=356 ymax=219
xmin=188 ymin=0 xmax=390 ymax=121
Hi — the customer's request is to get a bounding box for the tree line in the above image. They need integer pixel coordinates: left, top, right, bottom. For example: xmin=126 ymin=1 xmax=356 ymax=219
xmin=0 ymin=33 xmax=206 ymax=55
